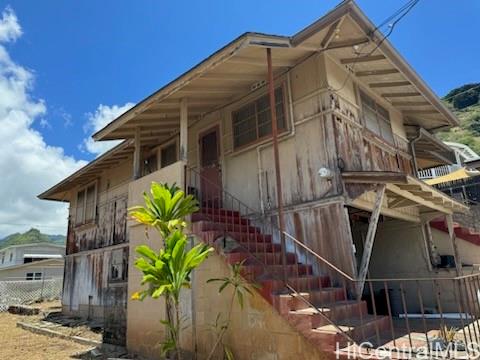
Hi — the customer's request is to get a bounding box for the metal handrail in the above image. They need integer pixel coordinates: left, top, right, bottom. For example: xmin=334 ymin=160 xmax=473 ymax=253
xmin=186 ymin=165 xmax=480 ymax=352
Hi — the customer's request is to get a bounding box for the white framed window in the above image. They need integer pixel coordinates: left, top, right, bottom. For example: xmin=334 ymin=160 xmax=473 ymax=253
xmin=26 ymin=272 xmax=42 ymax=281
xmin=359 ymin=90 xmax=394 ymax=144
xmin=75 ymin=181 xmax=98 ymax=226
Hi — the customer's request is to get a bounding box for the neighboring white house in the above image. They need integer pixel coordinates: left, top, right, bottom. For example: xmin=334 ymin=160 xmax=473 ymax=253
xmin=0 ymin=244 xmax=65 ymax=281
xmin=418 ymin=141 xmax=480 ymax=180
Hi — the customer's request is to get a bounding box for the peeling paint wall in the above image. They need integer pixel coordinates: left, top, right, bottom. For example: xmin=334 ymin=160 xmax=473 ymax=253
xmin=63 ymin=159 xmax=131 ymax=345
xmin=127 ymin=245 xmax=328 ymax=360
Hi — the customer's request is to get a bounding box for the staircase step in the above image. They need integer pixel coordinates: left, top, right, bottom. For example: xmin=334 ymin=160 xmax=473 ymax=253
xmin=241 ymin=264 xmax=313 ymax=281
xmin=194 ymin=220 xmax=260 ymax=234
xmin=312 ymin=315 xmax=390 ymax=343
xmin=197 ymin=230 xmax=273 ymax=245
xmin=192 ymin=212 xmax=249 ymax=225
xmin=260 ymin=275 xmax=331 ymax=293
xmin=288 ymin=301 xmax=368 ymax=329
xmin=199 ymin=208 xmax=241 ymax=218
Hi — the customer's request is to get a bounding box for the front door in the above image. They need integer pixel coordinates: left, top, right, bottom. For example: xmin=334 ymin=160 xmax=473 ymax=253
xmin=199 ymin=127 xmax=222 ymax=207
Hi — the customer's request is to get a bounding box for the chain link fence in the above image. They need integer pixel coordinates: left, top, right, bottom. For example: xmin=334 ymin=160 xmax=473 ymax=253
xmin=0 ymin=277 xmax=63 ymax=311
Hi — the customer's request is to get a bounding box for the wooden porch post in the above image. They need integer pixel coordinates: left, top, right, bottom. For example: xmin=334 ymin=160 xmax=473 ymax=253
xmin=266 ymin=48 xmax=287 ymax=283
xmin=133 ymin=127 xmax=141 ymax=180
xmin=180 ymin=98 xmax=188 ymax=162
xmin=446 ymin=214 xmax=463 ymax=275
xmin=357 ymin=184 xmax=386 ymax=296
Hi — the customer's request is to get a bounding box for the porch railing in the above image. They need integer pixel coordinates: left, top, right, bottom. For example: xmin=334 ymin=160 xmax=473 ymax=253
xmin=185 ymin=166 xmax=480 ymax=356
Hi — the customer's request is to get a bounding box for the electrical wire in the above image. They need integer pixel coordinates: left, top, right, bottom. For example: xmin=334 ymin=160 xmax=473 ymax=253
xmin=443 ymin=84 xmax=480 ymax=102
xmin=331 ymin=0 xmax=421 ymax=92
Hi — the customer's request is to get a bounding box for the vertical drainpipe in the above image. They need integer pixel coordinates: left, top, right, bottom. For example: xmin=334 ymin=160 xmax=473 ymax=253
xmin=410 ymin=130 xmax=421 ymax=176
xmin=266 ymin=48 xmax=288 ymax=283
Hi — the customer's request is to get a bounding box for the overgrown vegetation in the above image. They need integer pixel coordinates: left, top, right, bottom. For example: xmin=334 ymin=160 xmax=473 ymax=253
xmin=206 ymin=260 xmax=257 ymax=360
xmin=438 ymin=83 xmax=480 ymax=154
xmin=129 ymin=182 xmax=213 ymax=360
xmin=0 ymin=228 xmax=65 ymax=249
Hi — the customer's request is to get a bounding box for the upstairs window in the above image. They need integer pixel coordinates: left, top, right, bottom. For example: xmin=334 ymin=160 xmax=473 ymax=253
xmin=75 ymin=182 xmax=97 ymax=225
xmin=232 ymin=87 xmax=286 ymax=149
xmin=161 ymin=142 xmax=177 ymax=168
xmin=360 ymin=90 xmax=393 ymax=144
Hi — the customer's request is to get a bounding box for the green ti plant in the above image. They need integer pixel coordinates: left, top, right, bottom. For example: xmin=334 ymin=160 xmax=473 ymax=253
xmin=130 ymin=182 xmax=213 ymax=360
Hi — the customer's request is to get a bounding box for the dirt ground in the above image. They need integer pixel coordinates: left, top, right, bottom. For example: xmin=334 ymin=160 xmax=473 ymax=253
xmin=0 ymin=301 xmax=133 ymax=359
xmin=0 ymin=310 xmax=93 ymax=359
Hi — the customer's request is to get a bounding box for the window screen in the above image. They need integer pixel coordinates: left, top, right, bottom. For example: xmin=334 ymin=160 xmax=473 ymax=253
xmin=161 ymin=143 xmax=177 ymax=168
xmin=75 ymin=189 xmax=85 ymax=225
xmin=232 ymin=87 xmax=286 ymax=149
xmin=360 ymin=90 xmax=393 ymax=143
xmin=75 ymin=183 xmax=97 ymax=225
xmin=85 ymin=185 xmax=96 ymax=223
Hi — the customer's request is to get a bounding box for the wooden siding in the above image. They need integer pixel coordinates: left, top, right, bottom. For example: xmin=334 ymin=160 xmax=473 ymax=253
xmin=63 ymin=246 xmax=127 ymax=312
xmin=67 ymin=195 xmax=128 ymax=254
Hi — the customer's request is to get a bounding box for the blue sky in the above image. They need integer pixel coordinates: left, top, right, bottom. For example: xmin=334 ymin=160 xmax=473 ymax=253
xmin=4 ymin=0 xmax=480 ymax=161
xmin=0 ymin=0 xmax=478 ymax=236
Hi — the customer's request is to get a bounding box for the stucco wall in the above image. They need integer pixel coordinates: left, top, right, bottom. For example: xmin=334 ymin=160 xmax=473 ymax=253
xmin=368 ymin=220 xmax=459 ymax=313
xmin=127 ymin=241 xmax=327 ymax=360
xmin=431 ymin=228 xmax=480 ymax=267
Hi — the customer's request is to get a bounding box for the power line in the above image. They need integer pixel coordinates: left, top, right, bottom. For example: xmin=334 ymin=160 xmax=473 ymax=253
xmin=331 ymin=0 xmax=421 ymax=92
xmin=443 ymin=84 xmax=480 ymax=102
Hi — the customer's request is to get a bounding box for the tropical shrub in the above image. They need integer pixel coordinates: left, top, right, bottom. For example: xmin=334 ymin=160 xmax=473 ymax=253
xmin=130 ymin=182 xmax=213 ymax=360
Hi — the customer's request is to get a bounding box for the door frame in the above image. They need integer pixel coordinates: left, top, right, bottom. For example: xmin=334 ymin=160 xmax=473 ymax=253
xmin=197 ymin=123 xmax=222 ymax=170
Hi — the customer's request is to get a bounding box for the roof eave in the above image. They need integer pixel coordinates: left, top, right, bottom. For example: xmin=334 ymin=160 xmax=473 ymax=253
xmin=38 ymin=139 xmax=133 ymax=201
xmin=92 ymin=32 xmax=291 ymax=141
xmin=344 ymin=2 xmax=459 ymax=129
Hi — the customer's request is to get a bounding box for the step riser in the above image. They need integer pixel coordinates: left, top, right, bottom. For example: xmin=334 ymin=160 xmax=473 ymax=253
xmin=197 ymin=230 xmax=273 ymax=245
xmin=262 ymin=277 xmax=331 ymax=293
xmin=194 ymin=206 xmax=392 ymax=358
xmin=241 ymin=264 xmax=313 ymax=280
xmin=192 ymin=213 xmax=249 ymax=225
xmin=197 ymin=222 xmax=260 ymax=234
xmin=199 ymin=208 xmax=240 ymax=218
xmin=288 ymin=302 xmax=369 ymax=330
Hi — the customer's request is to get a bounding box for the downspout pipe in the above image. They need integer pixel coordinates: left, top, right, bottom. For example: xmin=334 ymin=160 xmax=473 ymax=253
xmin=410 ymin=128 xmax=422 ymax=175
xmin=266 ymin=48 xmax=288 ymax=284
xmin=257 ymin=71 xmax=296 ymax=214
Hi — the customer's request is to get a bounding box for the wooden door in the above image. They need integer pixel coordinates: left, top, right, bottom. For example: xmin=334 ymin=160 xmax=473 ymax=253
xmin=199 ymin=127 xmax=222 ymax=207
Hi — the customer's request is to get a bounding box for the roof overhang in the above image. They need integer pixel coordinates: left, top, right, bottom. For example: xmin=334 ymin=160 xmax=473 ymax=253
xmin=342 ymin=171 xmax=469 ymax=215
xmin=38 ymin=140 xmax=134 ymax=201
xmin=24 ymin=254 xmax=63 ymax=259
xmin=91 ymin=0 xmax=458 ymax=144
xmin=409 ymin=128 xmax=456 ymax=169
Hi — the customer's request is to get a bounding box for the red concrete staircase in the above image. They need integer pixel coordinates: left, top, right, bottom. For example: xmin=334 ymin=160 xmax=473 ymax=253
xmin=430 ymin=218 xmax=480 ymax=246
xmin=191 ymin=206 xmax=390 ymax=357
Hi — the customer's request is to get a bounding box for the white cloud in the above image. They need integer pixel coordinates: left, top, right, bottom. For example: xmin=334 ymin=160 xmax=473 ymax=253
xmin=0 ymin=7 xmax=86 ymax=237
xmin=81 ymin=103 xmax=134 ymax=156
xmin=0 ymin=6 xmax=21 ymax=42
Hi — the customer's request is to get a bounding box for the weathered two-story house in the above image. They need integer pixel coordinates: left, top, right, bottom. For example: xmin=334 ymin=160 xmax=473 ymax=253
xmin=40 ymin=1 xmax=478 ymax=358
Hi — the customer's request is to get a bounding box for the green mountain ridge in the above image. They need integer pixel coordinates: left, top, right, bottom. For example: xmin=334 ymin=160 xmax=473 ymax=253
xmin=0 ymin=228 xmax=66 ymax=250
xmin=438 ymin=83 xmax=480 ymax=154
